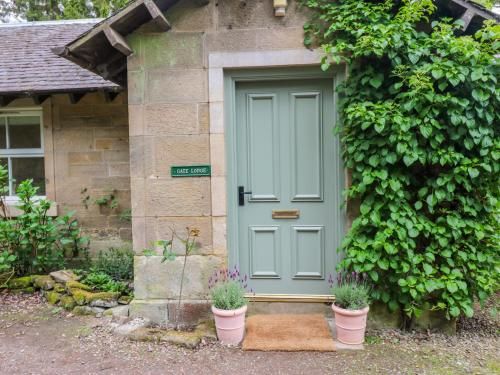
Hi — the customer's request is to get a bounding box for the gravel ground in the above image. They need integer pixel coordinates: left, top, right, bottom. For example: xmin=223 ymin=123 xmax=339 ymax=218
xmin=0 ymin=290 xmax=498 ymax=375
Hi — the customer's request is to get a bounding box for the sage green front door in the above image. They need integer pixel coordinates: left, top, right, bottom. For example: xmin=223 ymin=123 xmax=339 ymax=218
xmin=235 ymin=78 xmax=343 ymax=295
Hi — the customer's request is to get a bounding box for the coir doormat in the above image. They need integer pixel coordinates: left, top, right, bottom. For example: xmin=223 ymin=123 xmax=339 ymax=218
xmin=242 ymin=314 xmax=335 ymax=352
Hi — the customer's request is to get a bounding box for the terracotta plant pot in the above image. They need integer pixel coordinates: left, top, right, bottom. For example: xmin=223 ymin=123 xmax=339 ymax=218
xmin=211 ymin=304 xmax=247 ymax=345
xmin=331 ymin=304 xmax=369 ymax=345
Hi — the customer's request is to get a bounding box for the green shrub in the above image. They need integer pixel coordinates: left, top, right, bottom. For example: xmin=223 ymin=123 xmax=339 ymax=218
xmin=0 ymin=166 xmax=89 ymax=275
xmin=302 ymin=0 xmax=499 ymax=319
xmin=83 ymin=271 xmax=128 ymax=294
xmin=210 ymin=280 xmax=247 ymax=311
xmin=93 ymin=247 xmax=134 ymax=281
xmin=331 ymin=273 xmax=370 ymax=310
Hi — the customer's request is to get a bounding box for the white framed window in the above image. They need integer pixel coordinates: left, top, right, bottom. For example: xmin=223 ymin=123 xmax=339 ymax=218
xmin=0 ymin=110 xmax=45 ymax=198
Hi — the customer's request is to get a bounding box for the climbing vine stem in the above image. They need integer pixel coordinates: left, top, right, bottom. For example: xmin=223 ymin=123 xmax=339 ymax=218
xmin=302 ymin=0 xmax=499 ymax=319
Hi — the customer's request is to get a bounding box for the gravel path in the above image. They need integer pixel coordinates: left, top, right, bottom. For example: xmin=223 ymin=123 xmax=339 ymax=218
xmin=0 ymin=291 xmax=498 ymax=375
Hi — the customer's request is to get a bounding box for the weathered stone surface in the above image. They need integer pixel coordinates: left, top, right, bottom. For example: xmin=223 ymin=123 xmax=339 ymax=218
xmin=134 ymin=255 xmax=223 ymax=300
xmin=103 ymin=305 xmax=129 ymax=318
xmin=159 ymin=330 xmax=202 ymax=349
xmin=33 ymin=275 xmax=55 ymax=291
xmin=8 ymin=276 xmax=33 ymax=289
xmin=145 ymin=179 xmax=211 ymax=217
xmin=217 ymin=0 xmax=308 ymax=29
xmin=154 ymin=135 xmax=209 ymax=177
xmin=143 ymin=32 xmax=203 ymax=70
xmin=90 ymin=299 xmax=119 ymax=308
xmin=166 ymin=301 xmax=211 ymax=327
xmin=367 ymin=302 xmax=402 ymax=330
xmin=60 ymin=295 xmax=76 ymax=310
xmin=114 ymin=317 xmax=151 ymax=336
xmin=45 ymin=291 xmax=62 ymax=305
xmin=129 ymin=299 xmax=169 ymax=325
xmin=128 ymin=70 xmax=145 ymax=105
xmin=156 ymin=217 xmax=212 ymax=255
xmin=118 ymin=295 xmax=133 ymax=305
xmin=166 ymin=0 xmax=215 ymax=32
xmin=127 ymin=327 xmax=163 ymax=342
xmin=73 ymin=306 xmax=104 ymax=316
xmin=146 ymin=69 xmax=207 ymax=104
xmin=49 ymin=270 xmax=79 ymax=284
xmin=412 ymin=309 xmax=457 ymax=335
xmin=145 ymin=103 xmax=199 ymax=136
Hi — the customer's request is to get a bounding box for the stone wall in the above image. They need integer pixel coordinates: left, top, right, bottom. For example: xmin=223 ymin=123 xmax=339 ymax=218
xmin=7 ymin=92 xmax=131 ymax=254
xmin=126 ymin=0 xmax=311 ymax=324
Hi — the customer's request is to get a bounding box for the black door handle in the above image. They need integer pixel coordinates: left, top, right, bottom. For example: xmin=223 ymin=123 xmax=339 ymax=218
xmin=238 ymin=186 xmax=252 ymax=206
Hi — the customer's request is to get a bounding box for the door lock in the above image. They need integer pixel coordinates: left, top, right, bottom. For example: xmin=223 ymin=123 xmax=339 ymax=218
xmin=238 ymin=186 xmax=252 ymax=206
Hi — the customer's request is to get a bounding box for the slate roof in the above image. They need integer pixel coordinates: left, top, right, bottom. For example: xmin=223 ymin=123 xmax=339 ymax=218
xmin=0 ymin=19 xmax=120 ymax=95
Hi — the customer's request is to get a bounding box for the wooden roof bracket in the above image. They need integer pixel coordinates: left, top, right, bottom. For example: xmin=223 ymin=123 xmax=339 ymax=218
xmin=103 ymin=26 xmax=133 ymax=56
xmin=144 ymin=0 xmax=171 ymax=32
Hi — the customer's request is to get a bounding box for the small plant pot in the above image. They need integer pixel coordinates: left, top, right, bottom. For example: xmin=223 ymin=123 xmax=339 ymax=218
xmin=332 ymin=304 xmax=369 ymax=345
xmin=211 ymin=304 xmax=247 ymax=345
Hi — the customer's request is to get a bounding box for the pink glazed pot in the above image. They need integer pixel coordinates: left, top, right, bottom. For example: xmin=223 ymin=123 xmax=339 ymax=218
xmin=332 ymin=304 xmax=370 ymax=345
xmin=212 ymin=305 xmax=247 ymax=345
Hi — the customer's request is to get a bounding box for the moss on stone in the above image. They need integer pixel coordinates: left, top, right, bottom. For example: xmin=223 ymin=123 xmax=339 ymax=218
xmin=118 ymin=295 xmax=133 ymax=305
xmin=73 ymin=306 xmax=96 ymax=316
xmin=70 ymin=289 xmax=94 ymax=305
xmin=8 ymin=276 xmax=33 ymax=289
xmin=66 ymin=280 xmax=92 ymax=291
xmin=53 ymin=283 xmax=66 ymax=293
xmin=60 ymin=295 xmax=76 ymax=310
xmin=46 ymin=291 xmax=62 ymax=305
xmin=70 ymin=288 xmax=119 ymax=306
xmin=33 ymin=275 xmax=55 ymax=291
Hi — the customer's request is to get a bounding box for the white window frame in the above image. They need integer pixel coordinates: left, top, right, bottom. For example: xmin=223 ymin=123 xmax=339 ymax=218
xmin=0 ymin=109 xmax=45 ymax=201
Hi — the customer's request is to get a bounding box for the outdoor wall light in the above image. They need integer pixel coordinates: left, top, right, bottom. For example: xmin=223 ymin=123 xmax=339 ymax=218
xmin=274 ymin=0 xmax=288 ymax=17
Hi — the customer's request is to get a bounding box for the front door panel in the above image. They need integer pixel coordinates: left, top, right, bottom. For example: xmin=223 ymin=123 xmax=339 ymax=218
xmin=235 ymin=79 xmax=342 ymax=295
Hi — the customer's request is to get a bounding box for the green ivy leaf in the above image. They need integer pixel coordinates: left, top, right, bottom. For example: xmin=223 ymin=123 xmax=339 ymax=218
xmin=369 ymin=73 xmax=384 ymax=89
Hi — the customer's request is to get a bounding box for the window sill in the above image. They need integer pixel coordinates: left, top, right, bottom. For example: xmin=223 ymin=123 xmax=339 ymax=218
xmin=2 ymin=201 xmax=58 ymax=218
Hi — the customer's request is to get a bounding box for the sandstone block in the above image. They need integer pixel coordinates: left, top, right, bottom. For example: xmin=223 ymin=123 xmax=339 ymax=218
xmin=145 ymin=103 xmax=199 ymax=136
xmin=128 ymin=70 xmax=145 ymax=105
xmin=156 ymin=216 xmax=213 ymax=255
xmin=68 ymin=151 xmax=103 ymax=164
xmin=133 ymin=255 xmax=223 ymax=300
xmin=49 ymin=270 xmax=79 ymax=284
xmin=146 ymin=69 xmax=207 ymax=104
xmin=129 ymin=299 xmax=169 ymax=325
xmin=166 ymin=0 xmax=215 ymax=32
xmin=145 ymin=178 xmax=211 ymax=217
xmin=143 ymin=32 xmax=203 ymax=70
xmin=153 ymin=135 xmax=209 ymax=176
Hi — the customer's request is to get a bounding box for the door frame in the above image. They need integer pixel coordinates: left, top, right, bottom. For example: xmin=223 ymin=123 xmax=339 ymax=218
xmin=223 ymin=66 xmax=346 ymax=275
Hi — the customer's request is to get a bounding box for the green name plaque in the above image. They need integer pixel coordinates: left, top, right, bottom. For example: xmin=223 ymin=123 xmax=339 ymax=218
xmin=171 ymin=165 xmax=211 ymax=177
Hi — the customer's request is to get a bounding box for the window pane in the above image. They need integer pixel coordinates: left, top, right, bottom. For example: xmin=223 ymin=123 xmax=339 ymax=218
xmin=12 ymin=157 xmax=45 ymax=195
xmin=8 ymin=116 xmax=41 ymax=149
xmin=0 ymin=118 xmax=5 ymax=148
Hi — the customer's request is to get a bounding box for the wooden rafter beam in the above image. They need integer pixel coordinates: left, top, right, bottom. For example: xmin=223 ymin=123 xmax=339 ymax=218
xmin=103 ymin=26 xmax=133 ymax=56
xmin=32 ymin=95 xmax=50 ymax=105
xmin=0 ymin=96 xmax=16 ymax=107
xmin=103 ymin=91 xmax=120 ymax=103
xmin=144 ymin=0 xmax=171 ymax=32
xmin=68 ymin=92 xmax=85 ymax=104
xmin=459 ymin=8 xmax=476 ymax=31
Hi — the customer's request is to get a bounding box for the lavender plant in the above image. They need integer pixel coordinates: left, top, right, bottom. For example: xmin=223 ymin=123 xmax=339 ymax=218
xmin=208 ymin=266 xmax=251 ymax=310
xmin=330 ymin=272 xmax=371 ymax=310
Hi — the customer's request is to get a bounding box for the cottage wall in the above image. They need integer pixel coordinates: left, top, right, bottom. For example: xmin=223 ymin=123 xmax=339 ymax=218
xmin=6 ymin=93 xmax=131 ymax=254
xmin=126 ymin=0 xmax=313 ymax=323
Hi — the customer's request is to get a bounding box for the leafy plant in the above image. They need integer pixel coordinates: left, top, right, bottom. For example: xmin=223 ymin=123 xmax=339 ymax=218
xmin=0 ymin=167 xmax=90 ymax=275
xmin=83 ymin=271 xmax=128 ymax=294
xmin=93 ymin=247 xmax=134 ymax=281
xmin=0 ymin=250 xmax=16 ymax=287
xmin=208 ymin=267 xmax=249 ymax=310
xmin=330 ymin=272 xmax=371 ymax=310
xmin=302 ymin=0 xmax=499 ymax=320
